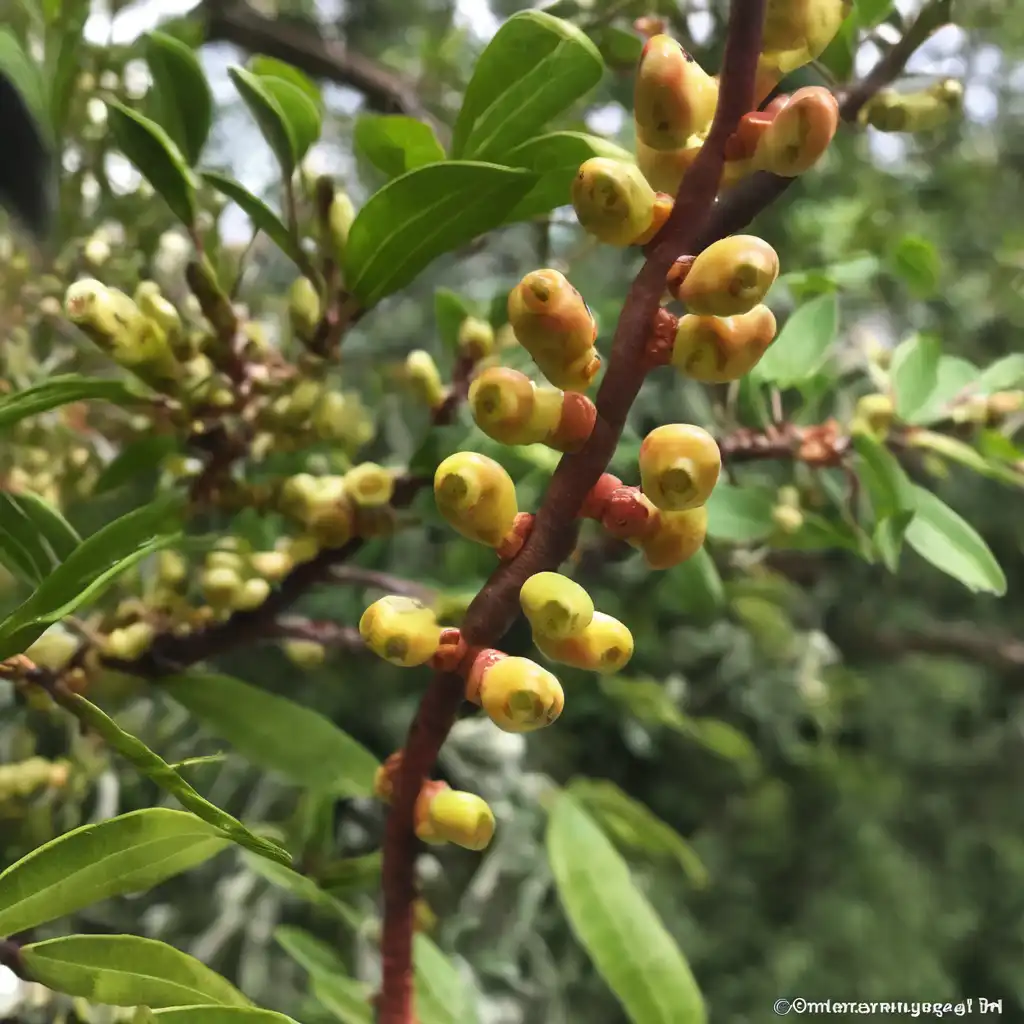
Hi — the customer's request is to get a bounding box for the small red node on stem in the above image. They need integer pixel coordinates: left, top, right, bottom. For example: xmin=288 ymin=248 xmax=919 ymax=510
xmin=496 ymin=512 xmax=536 ymax=562
xmin=464 ymin=648 xmax=509 ymax=705
xmin=601 ymin=486 xmax=655 ymax=540
xmin=643 ymin=307 xmax=680 ymax=369
xmin=580 ymin=473 xmax=623 ymax=520
xmin=430 ymin=627 xmax=467 ymax=673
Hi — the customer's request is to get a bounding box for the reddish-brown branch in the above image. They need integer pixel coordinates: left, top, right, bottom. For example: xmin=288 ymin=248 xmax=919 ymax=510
xmin=376 ymin=3 xmax=768 ymax=1020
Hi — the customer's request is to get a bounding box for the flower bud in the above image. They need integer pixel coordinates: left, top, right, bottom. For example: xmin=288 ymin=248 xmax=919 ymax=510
xmin=772 ymin=503 xmax=804 ymax=534
xmin=534 ymin=611 xmax=634 ymax=674
xmin=477 ymin=656 xmax=564 ymax=732
xmin=676 ymin=236 xmax=779 ymax=317
xmin=201 ymin=566 xmax=243 ymax=608
xmin=158 ymin=550 xmax=188 ymax=586
xmin=468 ymin=367 xmax=596 ymax=453
xmin=759 ymin=0 xmax=852 ymax=77
xmin=634 ymin=36 xmax=719 ymax=150
xmin=328 ymin=191 xmax=356 ymax=258
xmin=632 ymin=506 xmax=708 ymax=569
xmin=102 ymin=621 xmax=156 ymax=662
xmin=457 ymin=317 xmax=495 ymax=361
xmin=413 ymin=779 xmax=451 ymax=844
xmin=423 ymin=789 xmax=496 ymax=851
xmin=284 ymin=639 xmax=326 ymax=669
xmin=26 ymin=627 xmax=79 ymax=672
xmin=434 ymin=452 xmax=518 ymax=548
xmin=344 ymin=463 xmax=395 ymax=507
xmin=636 ymin=137 xmax=750 ymax=198
xmin=359 ymin=595 xmax=441 ymax=667
xmin=405 ymin=349 xmax=448 ymax=411
xmin=671 ymin=305 xmax=777 ymax=383
xmin=233 ymin=577 xmax=271 ymax=611
xmin=753 ymin=87 xmax=839 ymax=176
xmin=507 ymin=270 xmax=600 ymax=392
xmin=520 ymin=572 xmax=595 ymax=640
xmin=289 ymin=277 xmax=322 ymax=342
xmin=250 ymin=550 xmax=294 ymax=582
xmin=855 ymin=393 xmax=894 ymax=436
xmin=571 ymin=158 xmax=656 ymax=246
xmin=639 ymin=423 xmax=721 ymax=511
xmin=861 ymin=79 xmax=963 ymax=133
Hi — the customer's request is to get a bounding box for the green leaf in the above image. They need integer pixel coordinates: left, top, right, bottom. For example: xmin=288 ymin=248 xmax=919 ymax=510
xmin=343 ymin=162 xmax=536 ymax=306
xmin=94 ymin=434 xmax=180 ymax=494
xmin=0 ymin=375 xmax=142 ymax=431
xmin=547 ymin=792 xmax=706 ymax=1024
xmin=201 ymin=171 xmax=305 ymax=271
xmin=106 ymin=100 xmax=197 ymax=226
xmin=259 ymin=75 xmax=322 ymax=165
xmin=354 ymin=115 xmax=446 ymax=178
xmin=657 ymin=547 xmax=725 ymax=622
xmin=853 ymin=433 xmax=915 ymax=520
xmin=274 ymin=926 xmax=349 ymax=983
xmin=502 ymin=130 xmax=633 ymax=221
xmin=145 ymin=31 xmax=213 ymax=165
xmin=592 ymin=25 xmax=644 ymax=69
xmin=0 ymin=808 xmax=228 ymax=937
xmin=905 ymin=485 xmax=1007 ymax=595
xmin=891 ymin=332 xmax=941 ymax=423
xmin=151 ymin=1010 xmax=300 ymax=1024
xmin=906 ymin=431 xmax=1024 ymax=489
xmin=248 ymin=56 xmax=322 ymax=111
xmin=53 ymin=689 xmax=292 ymax=867
xmin=21 ymin=935 xmax=249 ymax=1007
xmin=0 ymin=496 xmax=182 ymax=661
xmin=228 ymin=66 xmax=301 ymax=176
xmin=0 ymin=29 xmax=47 ymax=131
xmin=314 ymin=977 xmax=374 ymax=1023
xmin=46 ymin=0 xmax=89 ymax=134
xmin=164 ymin=672 xmax=379 ymax=796
xmin=243 ymin=853 xmax=360 ymax=927
xmin=818 ymin=12 xmax=857 ymax=81
xmin=754 ymin=292 xmax=839 ymax=388
xmin=908 ymin=355 xmax=978 ymax=424
xmin=855 ymin=0 xmax=894 ymax=26
xmin=888 ymin=234 xmax=941 ymax=298
xmin=567 ymin=779 xmax=708 ymax=887
xmin=0 ymin=491 xmax=79 ymax=585
xmin=704 ymin=484 xmax=777 ymax=543
xmin=978 ymin=354 xmax=1024 ymax=393
xmin=434 ymin=288 xmax=474 ymax=350
xmin=452 ymin=10 xmax=604 ymax=160
xmin=415 ymin=934 xmax=477 ymax=1024
xmin=680 ymin=716 xmax=761 ymax=774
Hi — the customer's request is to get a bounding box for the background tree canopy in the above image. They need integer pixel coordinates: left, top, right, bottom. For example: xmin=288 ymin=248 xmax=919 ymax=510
xmin=0 ymin=1 xmax=1023 ymax=1023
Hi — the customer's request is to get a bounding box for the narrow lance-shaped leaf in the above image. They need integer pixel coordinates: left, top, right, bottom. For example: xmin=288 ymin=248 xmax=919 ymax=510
xmin=0 ymin=496 xmax=183 ymax=661
xmin=0 ymin=808 xmax=228 ymax=937
xmin=51 ymin=688 xmax=292 ymax=867
xmin=164 ymin=672 xmax=379 ymax=796
xmin=0 ymin=492 xmax=79 ymax=585
xmin=201 ymin=171 xmax=306 ymax=271
xmin=547 ymin=792 xmax=706 ymax=1024
xmin=891 ymin=332 xmax=941 ymax=423
xmin=0 ymin=375 xmax=144 ymax=431
xmin=754 ymin=292 xmax=839 ymax=388
xmin=151 ymin=1010 xmax=301 ymax=1024
xmin=106 ymin=101 xmax=197 ymax=226
xmin=20 ymin=934 xmax=250 ymax=1008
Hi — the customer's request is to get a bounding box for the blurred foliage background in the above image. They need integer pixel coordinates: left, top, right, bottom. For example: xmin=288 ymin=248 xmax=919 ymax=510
xmin=1 ymin=0 xmax=1023 ymax=1022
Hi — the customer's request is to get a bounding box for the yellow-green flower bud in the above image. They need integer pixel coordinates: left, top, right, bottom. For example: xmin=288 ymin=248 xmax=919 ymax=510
xmin=26 ymin=627 xmax=79 ymax=672
xmin=434 ymin=452 xmax=519 ymax=548
xmin=328 ymin=191 xmax=356 ymax=258
xmin=571 ymin=158 xmax=657 ymax=246
xmin=289 ymin=277 xmax=322 ymax=342
xmin=507 ymin=270 xmax=600 ymax=392
xmin=457 ymin=317 xmax=495 ymax=361
xmin=233 ymin=577 xmax=271 ymax=611
xmin=677 ymin=236 xmax=779 ymax=317
xmin=759 ymin=0 xmax=852 ymax=78
xmin=158 ymin=550 xmax=188 ymax=587
xmin=639 ymin=424 xmax=721 ymax=511
xmin=533 ymin=611 xmax=634 ymax=674
xmin=634 ymin=35 xmax=719 ymax=150
xmin=406 ymin=350 xmax=447 ymax=410
xmin=861 ymin=79 xmax=963 ymax=133
xmin=671 ymin=305 xmax=778 ymax=383
xmin=344 ymin=462 xmax=395 ymax=507
xmin=135 ymin=281 xmax=185 ymax=353
xmin=519 ymin=572 xmax=594 ymax=640
xmin=284 ymin=639 xmax=326 ymax=669
xmin=201 ymin=566 xmax=243 ymax=608
xmin=633 ymin=506 xmax=708 ymax=569
xmin=424 ymin=789 xmax=496 ymax=852
xmin=102 ymin=620 xmax=156 ymax=661
xmin=250 ymin=550 xmax=294 ymax=582
xmin=359 ymin=595 xmax=441 ymax=667
xmin=477 ymin=656 xmax=564 ymax=733
xmin=753 ymin=87 xmax=839 ymax=176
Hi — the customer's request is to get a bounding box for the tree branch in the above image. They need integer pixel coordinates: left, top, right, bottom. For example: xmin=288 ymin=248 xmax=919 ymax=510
xmin=200 ymin=0 xmax=437 ymax=124
xmin=693 ymin=0 xmax=955 ymax=252
xmin=376 ymin=3 xmax=768 ymax=1021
